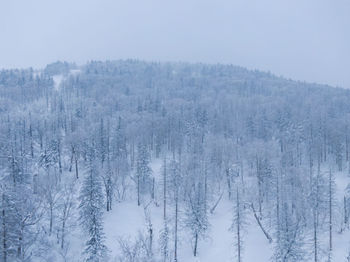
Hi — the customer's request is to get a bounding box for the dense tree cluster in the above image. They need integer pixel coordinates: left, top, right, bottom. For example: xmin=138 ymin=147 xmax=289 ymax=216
xmin=1 ymin=60 xmax=350 ymax=261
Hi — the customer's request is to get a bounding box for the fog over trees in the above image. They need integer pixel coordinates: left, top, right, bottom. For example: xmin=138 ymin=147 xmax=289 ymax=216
xmin=1 ymin=60 xmax=350 ymax=261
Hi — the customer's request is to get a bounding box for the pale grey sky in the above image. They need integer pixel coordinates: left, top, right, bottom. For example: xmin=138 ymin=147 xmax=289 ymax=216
xmin=0 ymin=0 xmax=349 ymax=88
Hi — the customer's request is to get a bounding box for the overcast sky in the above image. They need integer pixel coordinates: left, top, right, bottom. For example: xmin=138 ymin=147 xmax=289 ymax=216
xmin=0 ymin=0 xmax=349 ymax=88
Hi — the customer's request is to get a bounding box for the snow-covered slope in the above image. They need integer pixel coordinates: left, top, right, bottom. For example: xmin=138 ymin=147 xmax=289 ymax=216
xmin=100 ymin=161 xmax=350 ymax=262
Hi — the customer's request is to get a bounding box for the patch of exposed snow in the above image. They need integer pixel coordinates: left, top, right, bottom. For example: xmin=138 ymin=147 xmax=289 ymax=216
xmin=52 ymin=74 xmax=64 ymax=91
xmin=70 ymin=69 xmax=81 ymax=75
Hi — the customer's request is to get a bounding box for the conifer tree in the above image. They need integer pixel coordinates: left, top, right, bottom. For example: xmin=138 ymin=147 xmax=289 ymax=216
xmin=79 ymin=146 xmax=108 ymax=262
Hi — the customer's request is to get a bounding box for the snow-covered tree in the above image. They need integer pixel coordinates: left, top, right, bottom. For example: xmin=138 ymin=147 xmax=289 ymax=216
xmin=79 ymin=146 xmax=109 ymax=262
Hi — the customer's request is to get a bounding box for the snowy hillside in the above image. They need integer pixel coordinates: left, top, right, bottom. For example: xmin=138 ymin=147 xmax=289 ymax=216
xmin=1 ymin=60 xmax=350 ymax=262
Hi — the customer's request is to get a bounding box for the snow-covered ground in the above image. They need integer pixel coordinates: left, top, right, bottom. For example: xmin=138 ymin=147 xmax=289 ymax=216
xmin=100 ymin=161 xmax=350 ymax=262
xmin=53 ymin=75 xmax=64 ymax=91
xmin=333 ymin=170 xmax=350 ymax=262
xmin=104 ymin=195 xmax=272 ymax=262
xmin=103 ymin=157 xmax=272 ymax=261
xmin=52 ymin=69 xmax=81 ymax=91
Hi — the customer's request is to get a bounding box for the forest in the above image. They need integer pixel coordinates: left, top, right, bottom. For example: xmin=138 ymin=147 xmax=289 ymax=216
xmin=1 ymin=60 xmax=350 ymax=261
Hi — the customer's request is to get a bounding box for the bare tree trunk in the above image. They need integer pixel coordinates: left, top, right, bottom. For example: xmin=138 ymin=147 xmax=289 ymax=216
xmin=210 ymin=192 xmax=223 ymax=214
xmin=49 ymin=205 xmax=53 ymax=235
xmin=236 ymin=190 xmax=241 ymax=262
xmin=313 ymin=164 xmax=320 ymax=262
xmin=251 ymin=203 xmax=272 ymax=243
xmin=69 ymin=147 xmax=74 ymax=172
xmin=2 ymin=194 xmax=7 ymax=262
xmin=149 ymin=223 xmax=153 ymax=257
xmin=151 ymin=177 xmax=155 ymax=200
xmin=106 ymin=187 xmax=110 ymax=212
xmin=58 ymin=140 xmax=62 ymax=180
xmin=174 ymin=193 xmax=178 ymax=262
xmin=163 ymin=158 xmax=167 ymax=220
xmin=313 ymin=209 xmax=318 ymax=262
xmin=75 ymin=154 xmax=79 ymax=179
xmin=29 ymin=123 xmax=34 ymax=158
xmin=256 ymin=156 xmax=263 ymax=218
xmin=345 ymin=196 xmax=348 ymax=229
xmin=193 ymin=233 xmax=198 ymax=257
xmin=17 ymin=225 xmax=23 ymax=259
xmin=137 ymin=174 xmax=140 ymax=206
xmin=61 ymin=219 xmax=65 ymax=249
xmin=346 ymin=132 xmax=349 ymax=162
xmin=226 ymin=168 xmax=232 ymax=200
xmin=276 ymin=170 xmax=280 ymax=244
xmin=329 ymin=170 xmax=333 ymax=254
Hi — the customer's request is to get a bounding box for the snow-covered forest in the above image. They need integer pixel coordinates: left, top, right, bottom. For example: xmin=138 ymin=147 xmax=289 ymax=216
xmin=1 ymin=60 xmax=350 ymax=262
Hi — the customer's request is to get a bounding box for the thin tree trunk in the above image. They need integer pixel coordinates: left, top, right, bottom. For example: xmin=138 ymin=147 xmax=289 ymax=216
xmin=163 ymin=158 xmax=167 ymax=220
xmin=251 ymin=203 xmax=272 ymax=243
xmin=50 ymin=205 xmax=53 ymax=235
xmin=210 ymin=192 xmax=223 ymax=214
xmin=69 ymin=147 xmax=74 ymax=172
xmin=106 ymin=188 xmax=110 ymax=211
xmin=313 ymin=209 xmax=318 ymax=262
xmin=329 ymin=170 xmax=333 ymax=253
xmin=345 ymin=196 xmax=348 ymax=228
xmin=174 ymin=194 xmax=178 ymax=262
xmin=194 ymin=233 xmax=198 ymax=257
xmin=151 ymin=177 xmax=155 ymax=200
xmin=149 ymin=223 xmax=153 ymax=257
xmin=137 ymin=174 xmax=140 ymax=206
xmin=2 ymin=194 xmax=7 ymax=262
xmin=61 ymin=219 xmax=65 ymax=249
xmin=236 ymin=190 xmax=241 ymax=262
xmin=226 ymin=168 xmax=232 ymax=200
xmin=58 ymin=140 xmax=62 ymax=179
xmin=75 ymin=154 xmax=79 ymax=179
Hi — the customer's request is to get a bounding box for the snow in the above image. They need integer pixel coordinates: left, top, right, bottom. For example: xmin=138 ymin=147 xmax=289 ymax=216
xmin=333 ymin=230 xmax=350 ymax=262
xmin=335 ymin=170 xmax=349 ymax=201
xmin=70 ymin=69 xmax=81 ymax=75
xmin=52 ymin=69 xmax=81 ymax=91
xmin=52 ymin=75 xmax=64 ymax=91
xmin=103 ymin=196 xmax=273 ymax=262
xmin=333 ymin=170 xmax=350 ymax=261
xmin=101 ymin=162 xmax=350 ymax=262
xmin=5 ymin=61 xmax=350 ymax=262
xmin=103 ymin=159 xmax=273 ymax=262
